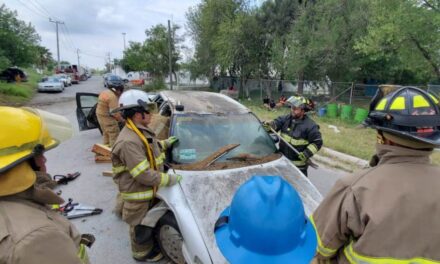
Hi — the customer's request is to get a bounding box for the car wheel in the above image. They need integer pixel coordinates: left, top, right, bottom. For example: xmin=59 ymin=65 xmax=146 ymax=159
xmin=155 ymin=212 xmax=185 ymax=264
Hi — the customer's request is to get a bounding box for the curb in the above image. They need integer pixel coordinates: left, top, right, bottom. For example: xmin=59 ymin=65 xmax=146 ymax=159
xmin=314 ymin=147 xmax=369 ymax=172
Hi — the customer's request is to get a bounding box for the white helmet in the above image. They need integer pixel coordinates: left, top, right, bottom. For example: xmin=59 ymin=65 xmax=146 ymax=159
xmin=115 ymin=89 xmax=157 ymax=113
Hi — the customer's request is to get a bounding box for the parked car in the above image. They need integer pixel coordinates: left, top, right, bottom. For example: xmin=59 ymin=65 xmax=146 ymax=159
xmin=0 ymin=67 xmax=28 ymax=82
xmin=38 ymin=77 xmax=64 ymax=92
xmin=55 ymin=74 xmax=72 ymax=87
xmin=75 ymin=91 xmax=322 ymax=264
xmin=103 ymin=74 xmax=128 ymax=88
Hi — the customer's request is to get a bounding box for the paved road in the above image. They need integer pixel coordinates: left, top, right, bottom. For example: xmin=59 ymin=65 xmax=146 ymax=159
xmin=27 ymin=77 xmax=345 ymax=263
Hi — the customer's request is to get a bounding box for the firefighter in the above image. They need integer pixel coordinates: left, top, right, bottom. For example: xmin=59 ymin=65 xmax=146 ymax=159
xmin=96 ymin=83 xmax=124 ymax=147
xmin=111 ymin=89 xmax=181 ymax=262
xmin=264 ymin=96 xmax=322 ymax=176
xmin=311 ymin=86 xmax=440 ymax=263
xmin=0 ymin=106 xmax=93 ymax=264
xmin=214 ymin=176 xmax=317 ymax=263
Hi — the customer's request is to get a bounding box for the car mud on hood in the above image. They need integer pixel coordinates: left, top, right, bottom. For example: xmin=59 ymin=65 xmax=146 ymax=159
xmin=177 ymin=156 xmax=322 ymax=263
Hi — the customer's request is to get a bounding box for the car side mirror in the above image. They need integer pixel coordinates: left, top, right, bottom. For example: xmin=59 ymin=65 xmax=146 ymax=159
xmin=123 ymin=79 xmax=129 ymax=83
xmin=270 ymin=133 xmax=279 ymax=143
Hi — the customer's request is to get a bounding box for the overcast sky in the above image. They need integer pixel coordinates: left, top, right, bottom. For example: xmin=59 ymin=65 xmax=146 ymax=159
xmin=3 ymin=0 xmax=201 ymax=69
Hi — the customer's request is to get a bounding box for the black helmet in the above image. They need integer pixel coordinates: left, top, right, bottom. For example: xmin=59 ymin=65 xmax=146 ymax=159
xmin=363 ymin=86 xmax=440 ymax=148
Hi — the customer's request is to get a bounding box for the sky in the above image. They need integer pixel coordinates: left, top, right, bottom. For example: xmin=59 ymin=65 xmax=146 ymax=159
xmin=2 ymin=0 xmax=201 ymax=69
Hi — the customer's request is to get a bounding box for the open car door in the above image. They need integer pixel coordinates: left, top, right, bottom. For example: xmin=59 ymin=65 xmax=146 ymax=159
xmin=76 ymin=92 xmax=100 ymax=131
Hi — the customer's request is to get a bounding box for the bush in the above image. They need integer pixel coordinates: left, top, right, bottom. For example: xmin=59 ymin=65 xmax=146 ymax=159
xmin=143 ymin=77 xmax=166 ymax=91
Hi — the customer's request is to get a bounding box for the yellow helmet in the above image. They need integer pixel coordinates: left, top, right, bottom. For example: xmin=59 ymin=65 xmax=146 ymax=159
xmin=0 ymin=107 xmax=72 ymax=196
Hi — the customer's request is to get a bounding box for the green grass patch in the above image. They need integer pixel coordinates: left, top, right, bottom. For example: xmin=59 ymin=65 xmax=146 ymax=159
xmin=0 ymin=68 xmax=41 ymax=105
xmin=242 ymin=100 xmax=440 ymax=166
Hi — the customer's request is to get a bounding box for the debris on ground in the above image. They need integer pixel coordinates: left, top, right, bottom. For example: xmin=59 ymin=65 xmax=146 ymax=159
xmin=328 ymin=125 xmax=341 ymax=133
xmin=92 ymin=143 xmax=111 ymax=163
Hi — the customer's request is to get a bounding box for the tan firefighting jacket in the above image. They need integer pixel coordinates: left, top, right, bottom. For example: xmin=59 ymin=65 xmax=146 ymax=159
xmin=96 ymin=89 xmax=119 ymax=117
xmin=311 ymin=144 xmax=440 ymax=263
xmin=111 ymin=124 xmax=166 ymax=225
xmin=0 ymin=185 xmax=89 ymax=264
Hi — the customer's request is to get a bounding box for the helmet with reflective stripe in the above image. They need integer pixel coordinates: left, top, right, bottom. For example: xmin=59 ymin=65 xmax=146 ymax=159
xmin=285 ymin=96 xmax=314 ymax=112
xmin=214 ymin=176 xmax=317 ymax=263
xmin=364 ymin=86 xmax=440 ymax=148
xmin=0 ymin=107 xmax=72 ymax=196
xmin=115 ymin=89 xmax=157 ymax=114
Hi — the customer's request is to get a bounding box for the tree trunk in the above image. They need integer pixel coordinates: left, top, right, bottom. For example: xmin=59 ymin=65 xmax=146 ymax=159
xmin=297 ymin=71 xmax=305 ymax=95
xmin=411 ymin=36 xmax=440 ymax=80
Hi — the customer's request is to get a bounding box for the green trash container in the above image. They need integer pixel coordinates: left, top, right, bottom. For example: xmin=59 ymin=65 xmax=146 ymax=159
xmin=354 ymin=108 xmax=369 ymax=123
xmin=340 ymin=105 xmax=353 ymax=120
xmin=326 ymin=103 xmax=338 ymax=118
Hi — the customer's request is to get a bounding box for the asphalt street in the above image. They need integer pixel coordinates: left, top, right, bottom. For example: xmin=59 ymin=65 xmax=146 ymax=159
xmin=27 ymin=76 xmax=346 ymax=263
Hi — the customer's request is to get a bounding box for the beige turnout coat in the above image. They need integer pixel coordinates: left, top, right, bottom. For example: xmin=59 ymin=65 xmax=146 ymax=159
xmin=0 ymin=186 xmax=87 ymax=264
xmin=311 ymin=144 xmax=440 ymax=263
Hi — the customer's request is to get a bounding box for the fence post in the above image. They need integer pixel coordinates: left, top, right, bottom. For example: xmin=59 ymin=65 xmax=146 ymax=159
xmin=349 ymin=82 xmax=354 ymax=105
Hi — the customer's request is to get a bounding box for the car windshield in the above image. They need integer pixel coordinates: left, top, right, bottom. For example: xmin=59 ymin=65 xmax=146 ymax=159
xmin=109 ymin=75 xmax=120 ymax=81
xmin=46 ymin=77 xmax=60 ymax=82
xmin=171 ymin=113 xmax=276 ymax=164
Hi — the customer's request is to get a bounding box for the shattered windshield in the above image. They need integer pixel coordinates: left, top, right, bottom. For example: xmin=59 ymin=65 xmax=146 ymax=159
xmin=171 ymin=113 xmax=276 ymax=164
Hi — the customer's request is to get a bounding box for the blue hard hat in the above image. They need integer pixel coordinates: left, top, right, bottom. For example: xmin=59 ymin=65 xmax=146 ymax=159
xmin=214 ymin=176 xmax=317 ymax=264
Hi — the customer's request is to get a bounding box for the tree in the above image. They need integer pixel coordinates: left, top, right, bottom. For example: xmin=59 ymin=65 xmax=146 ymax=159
xmin=355 ymin=0 xmax=440 ymax=83
xmin=186 ymin=0 xmax=245 ymax=81
xmin=0 ymin=4 xmax=41 ymax=70
xmin=121 ymin=24 xmax=182 ymax=82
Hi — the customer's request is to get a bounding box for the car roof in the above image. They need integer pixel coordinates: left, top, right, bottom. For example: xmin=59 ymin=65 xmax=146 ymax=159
xmin=159 ymin=90 xmax=249 ymax=114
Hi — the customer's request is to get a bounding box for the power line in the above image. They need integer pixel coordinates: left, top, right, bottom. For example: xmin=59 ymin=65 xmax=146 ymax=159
xmin=16 ymin=0 xmax=49 ymax=19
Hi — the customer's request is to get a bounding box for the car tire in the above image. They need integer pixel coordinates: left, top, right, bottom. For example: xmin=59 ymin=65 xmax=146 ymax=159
xmin=155 ymin=212 xmax=185 ymax=264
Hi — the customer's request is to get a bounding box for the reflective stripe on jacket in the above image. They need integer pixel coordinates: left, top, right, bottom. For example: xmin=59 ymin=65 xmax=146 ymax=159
xmin=272 ymin=114 xmax=322 ymax=167
xmin=311 ymin=144 xmax=440 ymax=263
xmin=111 ymin=124 xmax=164 ymax=201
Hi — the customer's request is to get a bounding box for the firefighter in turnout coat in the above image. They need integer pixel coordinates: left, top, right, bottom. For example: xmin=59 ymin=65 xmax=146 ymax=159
xmin=0 ymin=107 xmax=93 ymax=264
xmin=311 ymin=86 xmax=440 ymax=263
xmin=264 ymin=96 xmax=323 ymax=176
xmin=111 ymin=90 xmax=181 ymax=262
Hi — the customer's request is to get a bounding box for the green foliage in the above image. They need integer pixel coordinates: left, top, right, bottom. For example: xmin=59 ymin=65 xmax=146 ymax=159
xmin=186 ymin=0 xmax=245 ymax=80
xmin=121 ymin=24 xmax=181 ymax=79
xmin=186 ymin=0 xmax=440 ymax=86
xmin=143 ymin=77 xmax=166 ymax=91
xmin=0 ymin=67 xmax=41 ymax=104
xmin=0 ymin=5 xmax=41 ymax=71
xmin=355 ymin=0 xmax=440 ymax=83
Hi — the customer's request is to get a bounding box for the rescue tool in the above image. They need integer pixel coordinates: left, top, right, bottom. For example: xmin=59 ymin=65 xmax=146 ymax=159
xmin=268 ymin=127 xmax=319 ymax=169
xmin=58 ymin=198 xmax=103 ymax=219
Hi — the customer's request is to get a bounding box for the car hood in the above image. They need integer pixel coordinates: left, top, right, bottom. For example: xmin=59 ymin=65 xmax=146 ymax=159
xmin=172 ymin=156 xmax=322 ymax=263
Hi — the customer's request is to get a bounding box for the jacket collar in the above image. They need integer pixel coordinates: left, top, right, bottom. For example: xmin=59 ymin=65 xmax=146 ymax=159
xmin=376 ymin=143 xmax=432 ymax=165
xmin=133 ymin=122 xmax=156 ymax=137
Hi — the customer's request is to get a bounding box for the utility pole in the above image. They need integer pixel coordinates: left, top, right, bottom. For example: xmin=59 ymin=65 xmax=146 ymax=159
xmin=76 ymin=49 xmax=80 ymax=69
xmin=122 ymin=32 xmax=126 ymax=51
xmin=49 ymin=18 xmax=64 ymax=71
xmin=168 ymin=20 xmax=173 ymax=90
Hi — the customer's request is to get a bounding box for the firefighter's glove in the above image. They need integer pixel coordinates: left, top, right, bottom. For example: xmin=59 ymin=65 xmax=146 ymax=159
xmin=262 ymin=121 xmax=272 ymax=132
xmin=166 ymin=136 xmax=179 ymax=146
xmin=298 ymin=152 xmax=308 ymax=162
xmin=162 ymin=136 xmax=179 ymax=149
xmin=298 ymin=149 xmax=313 ymax=162
xmin=160 ymin=173 xmax=182 ymax=187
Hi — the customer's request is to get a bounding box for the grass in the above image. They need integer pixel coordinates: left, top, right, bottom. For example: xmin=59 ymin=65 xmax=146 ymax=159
xmin=242 ymin=100 xmax=440 ymax=166
xmin=0 ymin=68 xmax=41 ymax=105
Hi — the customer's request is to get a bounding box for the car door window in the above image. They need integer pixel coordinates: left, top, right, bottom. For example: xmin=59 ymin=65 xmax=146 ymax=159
xmin=75 ymin=92 xmax=99 ymax=131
